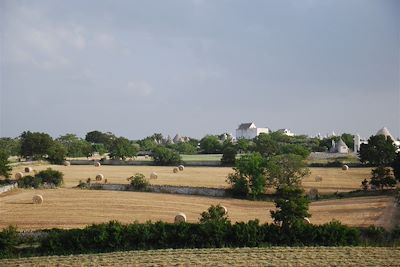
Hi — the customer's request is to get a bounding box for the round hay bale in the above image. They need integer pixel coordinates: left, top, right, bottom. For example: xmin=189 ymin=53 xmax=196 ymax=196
xmin=304 ymin=217 xmax=311 ymax=224
xmin=24 ymin=167 xmax=33 ymax=173
xmin=315 ymin=176 xmax=323 ymax=182
xmin=178 ymin=165 xmax=184 ymax=171
xmin=95 ymin=174 xmax=104 ymax=181
xmin=150 ymin=172 xmax=158 ymax=179
xmin=173 ymin=167 xmax=179 ymax=173
xmin=32 ymin=195 xmax=43 ymax=204
xmin=63 ymin=161 xmax=71 ymax=166
xmin=220 ymin=205 xmax=228 ymax=214
xmin=342 ymin=165 xmax=349 ymax=171
xmin=308 ymin=188 xmax=319 ymax=199
xmin=94 ymin=162 xmax=101 ymax=167
xmin=15 ymin=172 xmax=23 ymax=179
xmin=174 ymin=212 xmax=187 ymax=223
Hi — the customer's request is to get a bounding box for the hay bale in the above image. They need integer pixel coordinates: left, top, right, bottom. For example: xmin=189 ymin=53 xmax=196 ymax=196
xmin=221 ymin=205 xmax=228 ymax=214
xmin=24 ymin=167 xmax=33 ymax=173
xmin=342 ymin=165 xmax=349 ymax=171
xmin=304 ymin=217 xmax=311 ymax=224
xmin=315 ymin=176 xmax=323 ymax=182
xmin=178 ymin=165 xmax=184 ymax=171
xmin=63 ymin=161 xmax=71 ymax=166
xmin=174 ymin=212 xmax=187 ymax=223
xmin=308 ymin=188 xmax=319 ymax=199
xmin=32 ymin=195 xmax=43 ymax=204
xmin=15 ymin=172 xmax=23 ymax=179
xmin=173 ymin=167 xmax=179 ymax=173
xmin=95 ymin=174 xmax=104 ymax=181
xmin=150 ymin=172 xmax=158 ymax=179
xmin=94 ymin=162 xmax=101 ymax=167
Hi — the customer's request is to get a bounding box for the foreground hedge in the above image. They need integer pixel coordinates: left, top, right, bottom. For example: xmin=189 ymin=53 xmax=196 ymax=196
xmin=1 ymin=220 xmax=399 ymax=258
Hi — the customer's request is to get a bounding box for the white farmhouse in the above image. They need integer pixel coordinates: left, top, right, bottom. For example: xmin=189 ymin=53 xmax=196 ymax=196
xmin=236 ymin=122 xmax=270 ymax=140
xmin=277 ymin=128 xmax=295 ymax=137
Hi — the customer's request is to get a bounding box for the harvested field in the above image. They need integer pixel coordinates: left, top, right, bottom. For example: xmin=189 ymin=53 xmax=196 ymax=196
xmin=0 ymin=188 xmax=395 ymax=230
xmin=10 ymin=165 xmax=371 ymax=193
xmin=1 ymin=247 xmax=399 ymax=266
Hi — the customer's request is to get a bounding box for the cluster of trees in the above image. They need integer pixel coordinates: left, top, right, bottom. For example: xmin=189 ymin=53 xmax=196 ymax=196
xmin=17 ymin=168 xmax=64 ymax=188
xmin=359 ymin=135 xmax=400 ymax=190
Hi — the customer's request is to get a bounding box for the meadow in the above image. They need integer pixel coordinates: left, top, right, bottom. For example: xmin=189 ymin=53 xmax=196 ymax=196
xmin=1 ymin=247 xmax=399 ymax=266
xmin=11 ymin=164 xmax=371 ymax=193
xmin=0 ymin=188 xmax=395 ymax=230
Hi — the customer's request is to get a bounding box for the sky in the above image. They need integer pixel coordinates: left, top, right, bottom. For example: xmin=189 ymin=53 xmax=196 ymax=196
xmin=0 ymin=0 xmax=399 ymax=140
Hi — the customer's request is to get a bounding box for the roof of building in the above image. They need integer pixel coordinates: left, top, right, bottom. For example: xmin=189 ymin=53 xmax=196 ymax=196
xmin=376 ymin=127 xmax=394 ymax=141
xmin=238 ymin=123 xmax=255 ymax=130
xmin=336 ymin=138 xmax=348 ymax=148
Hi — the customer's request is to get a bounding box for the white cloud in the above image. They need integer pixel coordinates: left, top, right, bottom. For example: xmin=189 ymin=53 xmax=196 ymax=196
xmin=127 ymin=81 xmax=154 ymax=96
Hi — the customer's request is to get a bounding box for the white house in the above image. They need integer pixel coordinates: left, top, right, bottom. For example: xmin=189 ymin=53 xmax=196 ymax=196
xmin=277 ymin=128 xmax=295 ymax=137
xmin=236 ymin=122 xmax=270 ymax=140
xmin=330 ymin=138 xmax=349 ymax=154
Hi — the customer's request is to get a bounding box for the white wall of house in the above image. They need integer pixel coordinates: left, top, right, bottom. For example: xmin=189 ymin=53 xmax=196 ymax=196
xmin=236 ymin=127 xmax=269 ymax=140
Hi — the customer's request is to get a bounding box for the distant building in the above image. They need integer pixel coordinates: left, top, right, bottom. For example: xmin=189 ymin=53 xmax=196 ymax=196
xmin=330 ymin=138 xmax=349 ymax=154
xmin=353 ymin=127 xmax=400 ymax=152
xmin=277 ymin=128 xmax=295 ymax=137
xmin=236 ymin=122 xmax=270 ymax=140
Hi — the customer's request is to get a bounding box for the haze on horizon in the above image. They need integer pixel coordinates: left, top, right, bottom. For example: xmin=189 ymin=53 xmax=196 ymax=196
xmin=0 ymin=0 xmax=399 ymax=140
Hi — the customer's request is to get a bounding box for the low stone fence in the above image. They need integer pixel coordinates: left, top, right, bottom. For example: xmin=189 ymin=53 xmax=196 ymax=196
xmin=89 ymin=183 xmax=228 ymax=198
xmin=70 ymin=159 xmax=222 ymax=167
xmin=0 ymin=182 xmax=18 ymax=194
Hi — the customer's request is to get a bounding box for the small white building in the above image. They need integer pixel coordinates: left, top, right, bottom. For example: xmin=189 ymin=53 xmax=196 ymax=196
xmin=330 ymin=138 xmax=349 ymax=154
xmin=277 ymin=128 xmax=295 ymax=137
xmin=236 ymin=122 xmax=270 ymax=140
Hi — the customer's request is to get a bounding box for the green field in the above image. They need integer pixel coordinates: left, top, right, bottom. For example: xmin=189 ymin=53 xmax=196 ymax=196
xmin=1 ymin=247 xmax=399 ymax=266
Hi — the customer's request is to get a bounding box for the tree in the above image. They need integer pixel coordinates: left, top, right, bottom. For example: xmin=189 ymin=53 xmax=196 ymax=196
xmin=199 ymin=135 xmax=222 ymax=154
xmin=170 ymin=142 xmax=197 ymax=154
xmin=47 ymin=142 xmax=67 ymax=164
xmin=270 ymin=185 xmax=310 ymax=228
xmin=127 ymin=173 xmax=149 ymax=190
xmin=341 ymin=133 xmax=354 ymax=151
xmin=359 ymin=135 xmax=396 ymax=166
xmin=254 ymin=133 xmax=280 ymax=158
xmin=152 ymin=146 xmax=182 ymax=166
xmin=226 ymin=153 xmax=267 ymax=198
xmin=108 ymin=137 xmax=138 ymax=160
xmin=20 ymin=131 xmax=53 ymax=159
xmin=236 ymin=138 xmax=253 ymax=153
xmin=266 ymin=154 xmax=310 ymax=188
xmin=281 ymin=144 xmax=311 ymax=159
xmin=221 ymin=142 xmax=237 ymax=166
xmin=199 ymin=204 xmax=230 ymax=224
xmin=0 ymin=138 xmax=20 ymax=156
xmin=85 ymin=131 xmax=115 ymax=149
xmin=369 ymin=166 xmax=396 ymax=190
xmin=0 ymin=150 xmax=12 ymax=178
xmin=56 ymin=134 xmax=92 ymax=158
xmin=391 ymin=153 xmax=400 ymax=182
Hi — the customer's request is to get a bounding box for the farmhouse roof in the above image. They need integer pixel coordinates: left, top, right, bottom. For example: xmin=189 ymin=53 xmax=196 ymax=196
xmin=336 ymin=138 xmax=348 ymax=149
xmin=376 ymin=127 xmax=394 ymax=141
xmin=238 ymin=123 xmax=255 ymax=130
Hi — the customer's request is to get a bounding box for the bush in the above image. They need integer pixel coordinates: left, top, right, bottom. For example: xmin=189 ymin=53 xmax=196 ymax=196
xmin=152 ymin=147 xmax=181 ymax=166
xmin=35 ymin=168 xmax=64 ymax=187
xmin=17 ymin=175 xmax=42 ymax=188
xmin=0 ymin=226 xmax=19 ymax=257
xmin=128 ymin=173 xmax=149 ymax=190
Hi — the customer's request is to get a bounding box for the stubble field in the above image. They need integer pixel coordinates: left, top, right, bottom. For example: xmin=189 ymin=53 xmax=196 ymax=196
xmin=11 ymin=164 xmax=371 ymax=193
xmin=1 ymin=247 xmax=399 ymax=267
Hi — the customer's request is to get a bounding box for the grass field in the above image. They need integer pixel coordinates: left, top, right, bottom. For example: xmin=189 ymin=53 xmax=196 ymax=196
xmin=1 ymin=247 xmax=399 ymax=266
xmin=0 ymin=188 xmax=396 ymax=230
xmin=10 ymin=164 xmax=372 ymax=193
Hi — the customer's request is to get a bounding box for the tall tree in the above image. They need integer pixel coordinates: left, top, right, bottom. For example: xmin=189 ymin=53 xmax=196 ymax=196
xmin=199 ymin=135 xmax=222 ymax=154
xmin=108 ymin=137 xmax=138 ymax=160
xmin=359 ymin=135 xmax=396 ymax=166
xmin=20 ymin=131 xmax=53 ymax=159
xmin=0 ymin=150 xmax=12 ymax=178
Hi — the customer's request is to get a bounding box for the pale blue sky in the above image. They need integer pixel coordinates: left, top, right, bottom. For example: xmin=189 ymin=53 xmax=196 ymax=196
xmin=1 ymin=0 xmax=399 ymax=139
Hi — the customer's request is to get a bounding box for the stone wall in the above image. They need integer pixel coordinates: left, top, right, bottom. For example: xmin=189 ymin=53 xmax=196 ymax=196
xmin=0 ymin=182 xmax=18 ymax=194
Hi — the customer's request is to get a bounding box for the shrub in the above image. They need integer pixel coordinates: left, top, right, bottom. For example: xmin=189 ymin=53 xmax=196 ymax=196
xmin=0 ymin=226 xmax=19 ymax=257
xmin=152 ymin=147 xmax=181 ymax=166
xmin=128 ymin=173 xmax=149 ymax=190
xmin=35 ymin=168 xmax=64 ymax=187
xmin=17 ymin=175 xmax=41 ymax=188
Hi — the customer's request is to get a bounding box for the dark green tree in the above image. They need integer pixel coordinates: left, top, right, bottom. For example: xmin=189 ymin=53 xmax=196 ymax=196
xmin=170 ymin=142 xmax=197 ymax=154
xmin=391 ymin=153 xmax=400 ymax=182
xmin=47 ymin=142 xmax=67 ymax=164
xmin=281 ymin=144 xmax=311 ymax=159
xmin=56 ymin=134 xmax=92 ymax=157
xmin=85 ymin=131 xmax=115 ymax=149
xmin=359 ymin=135 xmax=396 ymax=166
xmin=254 ymin=133 xmax=280 ymax=158
xmin=0 ymin=150 xmax=12 ymax=178
xmin=0 ymin=138 xmax=20 ymax=156
xmin=152 ymin=146 xmax=182 ymax=166
xmin=127 ymin=173 xmax=149 ymax=190
xmin=20 ymin=131 xmax=53 ymax=159
xmin=221 ymin=142 xmax=237 ymax=166
xmin=199 ymin=135 xmax=222 ymax=154
xmin=369 ymin=166 xmax=396 ymax=190
xmin=270 ymin=185 xmax=310 ymax=228
xmin=199 ymin=204 xmax=230 ymax=224
xmin=226 ymin=153 xmax=267 ymax=198
xmin=108 ymin=137 xmax=138 ymax=160
xmin=266 ymin=154 xmax=310 ymax=188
